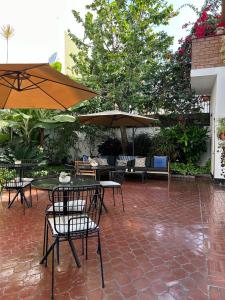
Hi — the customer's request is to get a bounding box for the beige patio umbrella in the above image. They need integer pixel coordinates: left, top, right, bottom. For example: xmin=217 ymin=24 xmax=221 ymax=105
xmin=0 ymin=63 xmax=97 ymax=109
xmin=78 ymin=110 xmax=157 ymax=155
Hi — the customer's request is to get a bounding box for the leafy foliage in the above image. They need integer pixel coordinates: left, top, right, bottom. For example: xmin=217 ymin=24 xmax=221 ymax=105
xmin=171 ymin=161 xmax=210 ymax=176
xmin=1 ymin=142 xmax=45 ymax=162
xmin=149 ymin=124 xmax=208 ymax=163
xmin=98 ymin=137 xmax=122 ymax=156
xmin=69 ymin=0 xmax=175 ymax=151
xmin=44 ymin=122 xmax=79 ymax=164
xmin=0 ymin=168 xmax=15 ymax=192
xmin=127 ymin=133 xmax=152 ymax=156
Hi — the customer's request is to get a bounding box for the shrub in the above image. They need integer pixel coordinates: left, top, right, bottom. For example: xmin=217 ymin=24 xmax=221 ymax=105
xmin=171 ymin=162 xmax=210 ymax=176
xmin=98 ymin=138 xmax=122 ymax=156
xmin=149 ymin=124 xmax=208 ymax=164
xmin=127 ymin=133 xmax=152 ymax=156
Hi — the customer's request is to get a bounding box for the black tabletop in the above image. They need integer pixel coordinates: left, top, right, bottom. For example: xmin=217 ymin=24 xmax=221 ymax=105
xmin=32 ymin=176 xmax=100 ymax=191
xmin=0 ymin=162 xmax=37 ymax=169
xmin=77 ymin=165 xmax=115 ymax=170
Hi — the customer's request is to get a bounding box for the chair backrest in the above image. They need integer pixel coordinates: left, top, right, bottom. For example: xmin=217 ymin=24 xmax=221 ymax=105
xmin=109 ymin=170 xmax=125 ymax=185
xmin=0 ymin=165 xmax=22 ymax=190
xmin=21 ymin=159 xmax=39 ymax=164
xmin=51 ymin=185 xmax=103 ymax=236
xmin=75 ymin=161 xmax=96 ymax=179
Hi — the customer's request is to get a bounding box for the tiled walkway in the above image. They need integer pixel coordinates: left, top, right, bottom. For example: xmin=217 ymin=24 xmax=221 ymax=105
xmin=0 ymin=178 xmax=225 ymax=299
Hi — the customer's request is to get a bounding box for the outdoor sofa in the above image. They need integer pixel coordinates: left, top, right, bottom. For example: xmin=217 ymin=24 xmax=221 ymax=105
xmin=98 ymin=155 xmax=170 ymax=182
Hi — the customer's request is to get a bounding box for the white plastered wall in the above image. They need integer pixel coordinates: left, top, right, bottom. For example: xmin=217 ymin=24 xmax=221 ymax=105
xmin=191 ymin=66 xmax=225 ymax=179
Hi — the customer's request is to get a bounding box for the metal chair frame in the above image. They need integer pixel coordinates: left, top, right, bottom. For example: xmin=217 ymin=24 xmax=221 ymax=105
xmin=40 ymin=185 xmax=105 ymax=300
xmin=101 ymin=170 xmax=125 ymax=212
xmin=0 ymin=166 xmax=32 ymax=212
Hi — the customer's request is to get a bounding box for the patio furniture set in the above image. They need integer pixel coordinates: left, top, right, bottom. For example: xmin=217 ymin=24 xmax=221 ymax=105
xmin=0 ymin=161 xmax=126 ymax=299
xmin=0 ymin=64 xmax=169 ymax=299
xmin=75 ymin=155 xmax=170 ymax=182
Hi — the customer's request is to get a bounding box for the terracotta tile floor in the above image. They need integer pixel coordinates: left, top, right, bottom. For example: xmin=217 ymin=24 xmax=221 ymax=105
xmin=1 ymin=178 xmax=225 ymax=299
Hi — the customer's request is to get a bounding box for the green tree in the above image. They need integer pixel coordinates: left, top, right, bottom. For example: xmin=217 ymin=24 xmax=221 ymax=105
xmin=69 ymin=0 xmax=174 ymax=152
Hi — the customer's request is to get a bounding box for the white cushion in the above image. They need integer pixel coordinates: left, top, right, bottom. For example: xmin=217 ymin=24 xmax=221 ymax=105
xmin=47 ymin=200 xmax=86 ymax=212
xmin=96 ymin=158 xmax=108 ymax=166
xmin=48 ymin=214 xmax=97 ymax=235
xmin=4 ymin=180 xmax=30 ymax=188
xmin=135 ymin=157 xmax=146 ymax=167
xmin=100 ymin=181 xmax=120 ymax=187
xmin=22 ymin=177 xmax=34 ymax=182
xmin=116 ymin=159 xmax=127 ymax=167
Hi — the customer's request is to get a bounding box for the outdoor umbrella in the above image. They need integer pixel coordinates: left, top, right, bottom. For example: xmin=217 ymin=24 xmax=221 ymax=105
xmin=0 ymin=63 xmax=97 ymax=109
xmin=78 ymin=110 xmax=157 ymax=155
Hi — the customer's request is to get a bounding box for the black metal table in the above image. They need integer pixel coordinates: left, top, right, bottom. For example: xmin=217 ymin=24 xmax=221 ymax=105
xmin=32 ymin=176 xmax=108 ymax=212
xmin=32 ymin=176 xmax=100 ymax=190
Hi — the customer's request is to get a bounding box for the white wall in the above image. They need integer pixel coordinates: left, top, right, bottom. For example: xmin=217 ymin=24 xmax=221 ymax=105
xmin=191 ymin=66 xmax=225 ymax=179
xmin=210 ymin=80 xmax=217 ymax=175
xmin=214 ymin=68 xmax=225 ymax=179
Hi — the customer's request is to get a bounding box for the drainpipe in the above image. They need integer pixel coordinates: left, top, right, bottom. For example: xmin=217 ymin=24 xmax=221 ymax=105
xmin=222 ymin=0 xmax=225 ymax=22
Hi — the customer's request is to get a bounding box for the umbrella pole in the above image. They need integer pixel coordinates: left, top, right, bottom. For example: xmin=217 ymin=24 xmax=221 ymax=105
xmin=132 ymin=128 xmax=135 ymax=156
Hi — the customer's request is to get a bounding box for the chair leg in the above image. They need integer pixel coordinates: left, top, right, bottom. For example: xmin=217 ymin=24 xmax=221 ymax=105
xmin=36 ymin=188 xmax=39 ymax=202
xmin=56 ymin=239 xmax=60 ymax=265
xmin=29 ymin=185 xmax=32 ymax=207
xmin=101 ymin=188 xmax=108 ymax=213
xmin=112 ymin=187 xmax=116 ymax=206
xmin=51 ymin=242 xmax=55 ymax=300
xmin=85 ymin=233 xmax=88 ymax=260
xmin=45 ymin=224 xmax=49 ymax=266
xmin=97 ymin=231 xmax=105 ymax=288
xmin=43 ymin=216 xmax=47 ymax=256
xmin=8 ymin=190 xmax=19 ymax=208
xmin=40 ymin=239 xmax=56 ymax=265
xmin=81 ymin=236 xmax=84 ymax=255
xmin=120 ymin=187 xmax=125 ymax=212
xmin=68 ymin=238 xmax=81 ymax=268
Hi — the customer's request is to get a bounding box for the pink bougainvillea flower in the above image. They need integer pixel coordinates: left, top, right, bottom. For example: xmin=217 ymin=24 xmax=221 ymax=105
xmin=185 ymin=35 xmax=192 ymax=42
xmin=178 ymin=38 xmax=184 ymax=44
xmin=217 ymin=21 xmax=225 ymax=27
xmin=200 ymin=10 xmax=208 ymax=22
xmin=195 ymin=25 xmax=207 ymax=38
xmin=178 ymin=48 xmax=185 ymax=55
xmin=215 ymin=14 xmax=222 ymax=19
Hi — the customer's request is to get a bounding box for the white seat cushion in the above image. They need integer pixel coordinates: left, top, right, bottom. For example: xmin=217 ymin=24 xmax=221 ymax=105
xmin=48 ymin=214 xmax=97 ymax=235
xmin=47 ymin=200 xmax=86 ymax=212
xmin=22 ymin=177 xmax=34 ymax=182
xmin=4 ymin=180 xmax=31 ymax=188
xmin=100 ymin=181 xmax=120 ymax=187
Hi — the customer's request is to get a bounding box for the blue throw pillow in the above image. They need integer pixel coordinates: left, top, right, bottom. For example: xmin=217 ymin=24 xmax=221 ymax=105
xmin=82 ymin=155 xmax=89 ymax=162
xmin=153 ymin=156 xmax=167 ymax=168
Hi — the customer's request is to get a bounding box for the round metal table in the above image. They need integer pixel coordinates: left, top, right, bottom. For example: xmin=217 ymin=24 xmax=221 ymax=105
xmin=32 ymin=176 xmax=108 ymax=212
xmin=32 ymin=176 xmax=100 ymax=190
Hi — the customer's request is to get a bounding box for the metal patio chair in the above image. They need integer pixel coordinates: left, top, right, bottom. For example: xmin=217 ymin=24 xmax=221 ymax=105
xmin=40 ymin=185 xmax=105 ymax=300
xmin=100 ymin=170 xmax=125 ymax=211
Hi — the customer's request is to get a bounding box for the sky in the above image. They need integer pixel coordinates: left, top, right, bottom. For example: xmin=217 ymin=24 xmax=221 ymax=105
xmin=0 ymin=0 xmax=206 ymax=65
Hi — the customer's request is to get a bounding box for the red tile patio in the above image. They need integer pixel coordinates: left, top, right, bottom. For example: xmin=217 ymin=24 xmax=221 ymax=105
xmin=0 ymin=178 xmax=225 ymax=299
